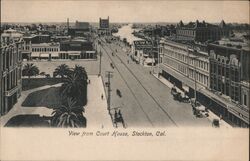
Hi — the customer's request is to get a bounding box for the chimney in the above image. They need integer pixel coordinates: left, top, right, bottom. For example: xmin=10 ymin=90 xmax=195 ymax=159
xmin=67 ymin=18 xmax=69 ymax=30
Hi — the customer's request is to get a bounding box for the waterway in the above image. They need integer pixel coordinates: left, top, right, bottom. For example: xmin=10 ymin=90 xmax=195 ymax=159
xmin=113 ymin=24 xmax=143 ymax=45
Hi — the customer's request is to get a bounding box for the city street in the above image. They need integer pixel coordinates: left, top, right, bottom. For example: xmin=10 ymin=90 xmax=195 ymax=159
xmin=95 ymin=37 xmax=212 ymax=128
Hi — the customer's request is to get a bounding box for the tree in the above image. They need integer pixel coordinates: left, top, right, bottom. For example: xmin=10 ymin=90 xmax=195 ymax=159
xmin=53 ymin=64 xmax=70 ymax=79
xmin=61 ymin=73 xmax=83 ymax=98
xmin=51 ymin=98 xmax=86 ymax=128
xmin=60 ymin=65 xmax=88 ymax=106
xmin=72 ymin=65 xmax=88 ymax=83
xmin=22 ymin=63 xmax=39 ymax=78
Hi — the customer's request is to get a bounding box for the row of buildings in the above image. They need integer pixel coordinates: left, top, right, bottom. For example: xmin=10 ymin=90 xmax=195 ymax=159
xmin=22 ymin=37 xmax=96 ymax=60
xmin=131 ymin=20 xmax=249 ymax=127
xmin=2 ymin=25 xmax=97 ymax=61
xmin=0 ymin=19 xmax=99 ymax=116
xmin=159 ymin=38 xmax=249 ymax=127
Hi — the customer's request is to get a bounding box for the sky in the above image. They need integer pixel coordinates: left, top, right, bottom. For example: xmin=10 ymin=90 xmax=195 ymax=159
xmin=1 ymin=0 xmax=249 ymax=23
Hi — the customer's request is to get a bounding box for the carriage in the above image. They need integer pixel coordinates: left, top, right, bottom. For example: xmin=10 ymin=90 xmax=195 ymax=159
xmin=171 ymin=87 xmax=190 ymax=103
xmin=112 ymin=108 xmax=126 ymax=128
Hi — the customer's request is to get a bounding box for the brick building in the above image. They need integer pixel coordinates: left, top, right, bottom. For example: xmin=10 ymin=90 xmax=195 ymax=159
xmin=208 ymin=39 xmax=249 ymax=127
xmin=176 ymin=20 xmax=230 ymax=42
xmin=0 ymin=29 xmax=23 ymax=116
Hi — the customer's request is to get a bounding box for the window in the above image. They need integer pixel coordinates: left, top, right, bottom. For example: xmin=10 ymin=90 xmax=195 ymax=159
xmin=243 ymin=94 xmax=247 ymax=106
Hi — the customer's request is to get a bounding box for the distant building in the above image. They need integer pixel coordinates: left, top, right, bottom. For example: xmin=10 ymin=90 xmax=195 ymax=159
xmin=0 ymin=29 xmax=23 ymax=116
xmin=176 ymin=20 xmax=230 ymax=42
xmin=131 ymin=40 xmax=156 ymax=65
xmin=30 ymin=43 xmax=60 ymax=60
xmin=22 ymin=34 xmax=52 ymax=60
xmin=59 ymin=38 xmax=96 ymax=59
xmin=51 ymin=35 xmax=71 ymax=43
xmin=98 ymin=17 xmax=111 ymax=35
xmin=68 ymin=21 xmax=90 ymax=37
xmin=208 ymin=39 xmax=249 ymax=127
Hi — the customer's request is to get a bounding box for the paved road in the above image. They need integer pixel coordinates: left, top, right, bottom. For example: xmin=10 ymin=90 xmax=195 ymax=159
xmin=95 ymin=37 xmax=211 ymax=128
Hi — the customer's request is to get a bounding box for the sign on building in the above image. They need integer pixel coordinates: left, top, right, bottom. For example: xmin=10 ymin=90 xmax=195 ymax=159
xmin=133 ymin=40 xmax=153 ymax=50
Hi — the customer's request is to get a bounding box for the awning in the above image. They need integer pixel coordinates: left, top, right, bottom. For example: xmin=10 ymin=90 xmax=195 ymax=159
xmin=51 ymin=53 xmax=59 ymax=57
xmin=182 ymin=84 xmax=189 ymax=92
xmin=195 ymin=105 xmax=206 ymax=111
xmin=145 ymin=58 xmax=155 ymax=63
xmin=200 ymin=88 xmax=249 ymax=123
xmin=31 ymin=53 xmax=40 ymax=57
xmin=68 ymin=53 xmax=81 ymax=56
xmin=40 ymin=53 xmax=49 ymax=57
xmin=86 ymin=51 xmax=95 ymax=54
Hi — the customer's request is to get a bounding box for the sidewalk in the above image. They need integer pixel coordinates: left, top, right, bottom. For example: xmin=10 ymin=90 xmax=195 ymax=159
xmin=152 ymin=73 xmax=185 ymax=96
xmin=153 ymin=73 xmax=232 ymax=129
xmin=85 ymin=75 xmax=113 ymax=128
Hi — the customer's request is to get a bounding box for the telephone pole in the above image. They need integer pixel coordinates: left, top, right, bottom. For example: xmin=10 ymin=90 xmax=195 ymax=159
xmin=99 ymin=50 xmax=102 ymax=76
xmin=157 ymin=37 xmax=160 ymax=77
xmin=105 ymin=71 xmax=113 ymax=112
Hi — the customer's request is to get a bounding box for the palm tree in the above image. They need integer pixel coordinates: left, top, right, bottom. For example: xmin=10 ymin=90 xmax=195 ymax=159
xmin=22 ymin=63 xmax=40 ymax=78
xmin=61 ymin=73 xmax=84 ymax=98
xmin=51 ymin=98 xmax=86 ymax=128
xmin=53 ymin=64 xmax=70 ymax=79
xmin=72 ymin=65 xmax=88 ymax=83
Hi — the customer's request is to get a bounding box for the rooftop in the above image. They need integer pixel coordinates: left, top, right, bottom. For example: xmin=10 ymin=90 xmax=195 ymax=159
xmin=212 ymin=38 xmax=250 ymax=51
xmin=177 ymin=20 xmax=226 ymax=29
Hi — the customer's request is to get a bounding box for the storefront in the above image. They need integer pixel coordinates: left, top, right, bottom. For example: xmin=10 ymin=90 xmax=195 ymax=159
xmin=200 ymin=88 xmax=249 ymax=127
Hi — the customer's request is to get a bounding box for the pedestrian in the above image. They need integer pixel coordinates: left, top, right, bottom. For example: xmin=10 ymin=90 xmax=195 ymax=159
xmin=88 ymin=79 xmax=91 ymax=84
xmin=101 ymin=94 xmax=104 ymax=100
xmin=220 ymin=114 xmax=222 ymax=120
xmin=114 ymin=110 xmax=118 ymax=120
xmin=118 ymin=109 xmax=122 ymax=118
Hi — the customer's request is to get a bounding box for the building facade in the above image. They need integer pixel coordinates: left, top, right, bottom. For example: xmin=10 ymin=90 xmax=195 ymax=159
xmin=159 ymin=39 xmax=210 ymax=97
xmin=159 ymin=38 xmax=249 ymax=127
xmin=0 ymin=29 xmax=23 ymax=116
xmin=176 ymin=20 xmax=230 ymax=42
xmin=30 ymin=43 xmax=60 ymax=60
xmin=98 ymin=17 xmax=111 ymax=36
xmin=22 ymin=34 xmax=51 ymax=60
xmin=131 ymin=40 xmax=156 ymax=66
xmin=208 ymin=40 xmax=249 ymax=127
xmin=68 ymin=21 xmax=90 ymax=37
xmin=59 ymin=39 xmax=96 ymax=59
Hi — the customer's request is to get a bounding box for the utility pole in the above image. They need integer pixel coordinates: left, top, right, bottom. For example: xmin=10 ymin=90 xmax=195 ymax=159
xmin=151 ymin=30 xmax=154 ymax=74
xmin=157 ymin=37 xmax=160 ymax=77
xmin=99 ymin=49 xmax=102 ymax=76
xmin=105 ymin=71 xmax=113 ymax=112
